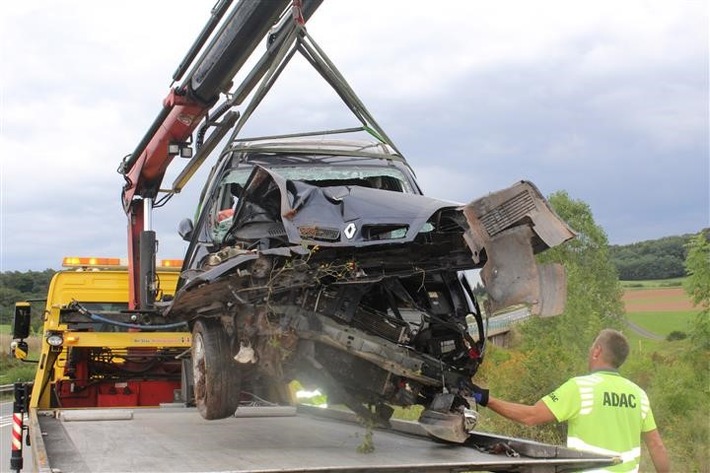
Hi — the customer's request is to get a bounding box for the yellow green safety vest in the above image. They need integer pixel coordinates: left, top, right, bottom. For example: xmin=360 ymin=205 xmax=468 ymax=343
xmin=542 ymin=370 xmax=656 ymax=473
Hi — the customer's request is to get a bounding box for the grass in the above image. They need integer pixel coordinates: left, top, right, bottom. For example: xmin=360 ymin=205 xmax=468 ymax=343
xmin=621 ymin=280 xmax=698 ymax=347
xmin=620 ymin=277 xmax=686 ymax=289
xmin=0 ymin=357 xmax=37 ymax=384
xmin=626 ymin=310 xmax=696 ymax=337
xmin=0 ymin=327 xmax=41 ymax=387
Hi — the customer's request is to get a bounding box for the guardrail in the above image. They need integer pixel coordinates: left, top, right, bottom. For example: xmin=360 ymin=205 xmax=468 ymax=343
xmin=0 ymin=384 xmax=15 ymax=394
xmin=487 ymin=306 xmax=532 ymax=333
xmin=472 ymin=306 xmax=532 ymax=339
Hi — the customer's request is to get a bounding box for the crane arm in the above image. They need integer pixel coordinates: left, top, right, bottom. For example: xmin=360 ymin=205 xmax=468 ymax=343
xmin=119 ymin=0 xmax=322 ymax=310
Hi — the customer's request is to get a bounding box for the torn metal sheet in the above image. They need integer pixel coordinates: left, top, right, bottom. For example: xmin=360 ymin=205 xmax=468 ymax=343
xmin=463 ymin=181 xmax=576 ymax=316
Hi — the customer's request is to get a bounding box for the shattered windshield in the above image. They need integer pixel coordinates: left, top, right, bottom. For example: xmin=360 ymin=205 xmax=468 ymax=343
xmin=208 ymin=164 xmax=415 ymax=244
xmin=223 ymin=165 xmax=415 ymax=193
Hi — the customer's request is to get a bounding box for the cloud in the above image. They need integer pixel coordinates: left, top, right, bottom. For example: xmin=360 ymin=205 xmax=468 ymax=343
xmin=1 ymin=0 xmax=707 ymax=271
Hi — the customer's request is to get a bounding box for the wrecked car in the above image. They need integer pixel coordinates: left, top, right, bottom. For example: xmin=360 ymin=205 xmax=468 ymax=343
xmin=166 ymin=133 xmax=575 ymax=440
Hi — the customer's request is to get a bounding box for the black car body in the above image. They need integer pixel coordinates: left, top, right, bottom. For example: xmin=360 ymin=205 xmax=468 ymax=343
xmin=166 ymin=134 xmax=575 ymax=433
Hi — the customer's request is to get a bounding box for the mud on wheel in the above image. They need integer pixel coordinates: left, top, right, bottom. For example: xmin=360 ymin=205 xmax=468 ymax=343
xmin=192 ymin=318 xmax=241 ymax=419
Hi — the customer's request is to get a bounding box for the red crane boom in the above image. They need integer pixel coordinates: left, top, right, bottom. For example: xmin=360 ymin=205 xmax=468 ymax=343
xmin=118 ymin=0 xmax=322 ymax=310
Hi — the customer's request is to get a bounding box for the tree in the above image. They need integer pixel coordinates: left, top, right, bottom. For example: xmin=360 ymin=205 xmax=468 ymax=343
xmin=683 ymin=230 xmax=710 ymax=350
xmin=479 ymin=191 xmax=625 ymax=444
xmin=610 ymin=235 xmax=690 ymax=280
xmin=0 ymin=287 xmax=26 ymax=325
xmin=525 ymin=191 xmax=625 ymax=349
xmin=0 ymin=269 xmax=55 ymax=325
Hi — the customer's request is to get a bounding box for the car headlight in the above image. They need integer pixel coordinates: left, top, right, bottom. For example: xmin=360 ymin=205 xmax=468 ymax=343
xmin=46 ymin=332 xmax=64 ymax=347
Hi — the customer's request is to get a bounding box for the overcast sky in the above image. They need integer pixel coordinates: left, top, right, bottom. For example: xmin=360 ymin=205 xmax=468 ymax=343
xmin=1 ymin=0 xmax=708 ymax=271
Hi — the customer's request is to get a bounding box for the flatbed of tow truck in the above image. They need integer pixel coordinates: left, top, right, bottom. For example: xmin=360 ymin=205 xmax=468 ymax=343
xmin=30 ymin=404 xmax=615 ymax=473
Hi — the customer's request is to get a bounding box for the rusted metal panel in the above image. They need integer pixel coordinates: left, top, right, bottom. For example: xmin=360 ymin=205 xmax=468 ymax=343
xmin=463 ymin=181 xmax=576 ymax=316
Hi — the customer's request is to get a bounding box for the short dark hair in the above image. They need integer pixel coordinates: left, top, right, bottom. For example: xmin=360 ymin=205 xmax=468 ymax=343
xmin=596 ymin=329 xmax=630 ymax=368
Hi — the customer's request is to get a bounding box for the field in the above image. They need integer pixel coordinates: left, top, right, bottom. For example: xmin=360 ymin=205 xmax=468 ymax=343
xmin=622 ymin=287 xmax=695 ymax=313
xmin=622 ymin=283 xmax=698 ymax=339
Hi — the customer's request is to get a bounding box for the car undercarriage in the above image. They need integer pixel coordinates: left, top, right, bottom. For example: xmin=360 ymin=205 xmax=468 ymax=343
xmin=163 ymin=146 xmax=575 ymax=437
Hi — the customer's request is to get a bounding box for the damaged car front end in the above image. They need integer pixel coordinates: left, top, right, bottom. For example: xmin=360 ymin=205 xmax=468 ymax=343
xmin=166 ymin=136 xmax=575 ymax=441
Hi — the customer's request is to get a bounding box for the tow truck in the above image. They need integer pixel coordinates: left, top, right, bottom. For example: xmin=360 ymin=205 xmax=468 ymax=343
xmin=8 ymin=257 xmax=191 ymax=471
xmin=7 ymin=259 xmax=614 ymax=472
xmin=9 ymin=1 xmax=617 ymax=471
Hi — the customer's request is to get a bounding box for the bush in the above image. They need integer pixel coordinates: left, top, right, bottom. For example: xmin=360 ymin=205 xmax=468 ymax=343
xmin=666 ymin=331 xmax=687 ymax=341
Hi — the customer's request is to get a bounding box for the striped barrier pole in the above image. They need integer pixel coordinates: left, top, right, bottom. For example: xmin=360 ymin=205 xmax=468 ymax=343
xmin=10 ymin=383 xmax=29 ymax=473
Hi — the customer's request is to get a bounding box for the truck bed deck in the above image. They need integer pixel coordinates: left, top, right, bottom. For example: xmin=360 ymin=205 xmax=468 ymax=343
xmin=31 ymin=404 xmax=615 ymax=473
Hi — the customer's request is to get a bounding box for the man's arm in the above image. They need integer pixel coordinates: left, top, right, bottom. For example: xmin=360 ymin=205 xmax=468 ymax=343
xmin=643 ymin=429 xmax=670 ymax=473
xmin=486 ymin=397 xmax=556 ymax=426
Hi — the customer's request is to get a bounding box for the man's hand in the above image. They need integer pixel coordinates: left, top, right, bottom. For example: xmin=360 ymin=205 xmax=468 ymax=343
xmin=472 ymin=383 xmax=489 ymax=407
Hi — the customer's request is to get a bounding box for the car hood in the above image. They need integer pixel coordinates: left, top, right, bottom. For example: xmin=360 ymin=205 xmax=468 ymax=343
xmin=231 ymin=166 xmax=461 ymax=247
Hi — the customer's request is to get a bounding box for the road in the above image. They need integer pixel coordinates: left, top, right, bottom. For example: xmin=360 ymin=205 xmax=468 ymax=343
xmin=1 ymin=400 xmax=33 ymax=472
xmin=626 ymin=320 xmax=665 ymax=341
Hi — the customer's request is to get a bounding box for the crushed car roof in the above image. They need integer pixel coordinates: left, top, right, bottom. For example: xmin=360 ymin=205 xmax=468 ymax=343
xmin=230 ymin=135 xmax=406 ymax=162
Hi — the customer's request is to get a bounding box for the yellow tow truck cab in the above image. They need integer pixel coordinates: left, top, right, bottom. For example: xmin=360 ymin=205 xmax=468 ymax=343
xmin=12 ymin=257 xmax=192 ymax=411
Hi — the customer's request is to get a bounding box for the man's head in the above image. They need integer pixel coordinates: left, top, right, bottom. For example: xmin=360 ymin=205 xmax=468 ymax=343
xmin=588 ymin=329 xmax=630 ymax=370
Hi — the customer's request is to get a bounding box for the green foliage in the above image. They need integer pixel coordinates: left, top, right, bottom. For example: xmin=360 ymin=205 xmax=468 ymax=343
xmin=620 ymin=278 xmax=686 ymax=289
xmin=0 ymin=286 xmax=25 ymax=325
xmin=355 ymin=417 xmax=376 ymax=454
xmin=624 ymin=339 xmax=709 ymax=470
xmin=531 ymin=191 xmax=625 ymax=340
xmin=476 ymin=194 xmax=708 ymax=470
xmin=0 ymin=269 xmax=55 ymax=325
xmin=477 ymin=191 xmax=625 ymax=443
xmin=665 ymin=331 xmax=687 ymax=341
xmin=0 ymin=329 xmax=40 ymax=385
xmin=610 ymin=235 xmax=693 ymax=280
xmin=483 ymin=325 xmax=708 ymax=471
xmin=476 ymin=342 xmax=569 ymax=444
xmin=0 ymin=352 xmax=37 ymax=385
xmin=683 ymin=231 xmax=710 ymax=351
xmin=391 ymin=405 xmax=423 ymax=421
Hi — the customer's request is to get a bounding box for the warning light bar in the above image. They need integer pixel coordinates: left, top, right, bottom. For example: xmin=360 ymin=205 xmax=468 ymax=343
xmin=159 ymin=259 xmax=183 ymax=268
xmin=62 ymin=257 xmax=183 ymax=270
xmin=63 ymin=257 xmax=124 ymax=267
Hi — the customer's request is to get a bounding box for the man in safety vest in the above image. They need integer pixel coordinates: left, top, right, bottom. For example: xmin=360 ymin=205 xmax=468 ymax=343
xmin=472 ymin=328 xmax=670 ymax=473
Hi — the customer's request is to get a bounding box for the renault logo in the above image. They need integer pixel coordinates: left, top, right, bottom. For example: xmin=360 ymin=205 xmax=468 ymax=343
xmin=344 ymin=222 xmax=357 ymax=239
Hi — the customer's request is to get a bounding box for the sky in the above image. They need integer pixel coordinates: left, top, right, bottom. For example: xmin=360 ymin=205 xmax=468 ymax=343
xmin=1 ymin=0 xmax=708 ymax=271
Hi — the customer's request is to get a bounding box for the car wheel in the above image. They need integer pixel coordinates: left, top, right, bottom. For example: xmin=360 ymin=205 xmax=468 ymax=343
xmin=192 ymin=318 xmax=241 ymax=419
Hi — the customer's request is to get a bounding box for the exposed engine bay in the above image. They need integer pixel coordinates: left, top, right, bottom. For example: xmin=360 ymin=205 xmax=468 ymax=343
xmin=159 ymin=140 xmax=576 ymax=441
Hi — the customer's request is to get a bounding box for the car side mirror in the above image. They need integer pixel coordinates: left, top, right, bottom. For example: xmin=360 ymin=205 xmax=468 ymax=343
xmin=12 ymin=302 xmax=31 ymax=339
xmin=178 ymin=218 xmax=194 ymax=242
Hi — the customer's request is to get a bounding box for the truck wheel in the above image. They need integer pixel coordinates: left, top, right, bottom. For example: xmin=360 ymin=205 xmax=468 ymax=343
xmin=192 ymin=318 xmax=241 ymax=419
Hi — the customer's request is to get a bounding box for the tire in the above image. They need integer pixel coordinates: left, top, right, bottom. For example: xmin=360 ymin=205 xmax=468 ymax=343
xmin=192 ymin=318 xmax=241 ymax=420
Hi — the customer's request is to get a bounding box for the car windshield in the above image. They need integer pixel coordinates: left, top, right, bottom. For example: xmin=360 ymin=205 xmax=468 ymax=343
xmin=222 ymin=165 xmax=415 ymax=193
xmin=207 ymin=163 xmax=416 ymax=244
